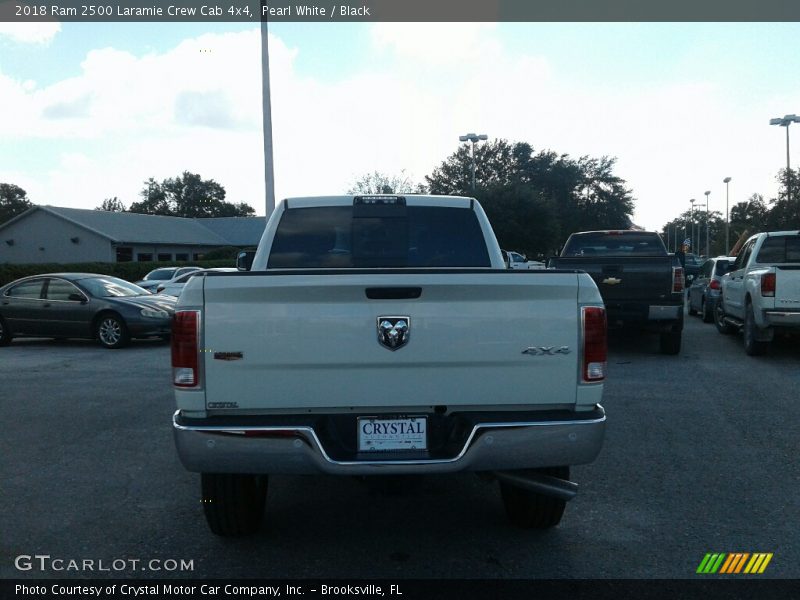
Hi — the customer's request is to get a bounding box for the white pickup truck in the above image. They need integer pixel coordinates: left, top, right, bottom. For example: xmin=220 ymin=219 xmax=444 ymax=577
xmin=715 ymin=231 xmax=800 ymax=355
xmin=171 ymin=195 xmax=607 ymax=535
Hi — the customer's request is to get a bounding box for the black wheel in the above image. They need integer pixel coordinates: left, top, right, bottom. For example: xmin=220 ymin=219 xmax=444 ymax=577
xmin=499 ymin=466 xmax=568 ymax=529
xmin=714 ymin=300 xmax=735 ymax=335
xmin=95 ymin=314 xmax=130 ymax=349
xmin=701 ymin=298 xmax=714 ymax=323
xmin=0 ymin=316 xmax=12 ymax=346
xmin=743 ymin=303 xmax=769 ymax=356
xmin=659 ymin=330 xmax=682 ymax=355
xmin=201 ymin=473 xmax=268 ymax=536
xmin=688 ymin=297 xmax=697 ymax=316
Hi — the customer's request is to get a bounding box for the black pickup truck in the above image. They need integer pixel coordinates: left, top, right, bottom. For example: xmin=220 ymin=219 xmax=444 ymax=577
xmin=549 ymin=230 xmax=685 ymax=354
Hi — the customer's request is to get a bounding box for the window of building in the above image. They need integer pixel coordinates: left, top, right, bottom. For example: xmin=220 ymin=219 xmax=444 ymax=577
xmin=193 ymin=253 xmax=204 ymax=261
xmin=175 ymin=253 xmax=189 ymax=262
xmin=157 ymin=253 xmax=172 ymax=262
xmin=116 ymin=247 xmax=133 ymax=262
xmin=137 ymin=253 xmax=153 ymax=262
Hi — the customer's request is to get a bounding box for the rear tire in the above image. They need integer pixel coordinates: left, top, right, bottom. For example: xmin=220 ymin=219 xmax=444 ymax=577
xmin=201 ymin=473 xmax=268 ymax=536
xmin=659 ymin=330 xmax=682 ymax=355
xmin=714 ymin=300 xmax=735 ymax=335
xmin=0 ymin=316 xmax=12 ymax=346
xmin=688 ymin=300 xmax=697 ymax=317
xmin=743 ymin=303 xmax=769 ymax=356
xmin=701 ymin=298 xmax=713 ymax=323
xmin=499 ymin=466 xmax=568 ymax=529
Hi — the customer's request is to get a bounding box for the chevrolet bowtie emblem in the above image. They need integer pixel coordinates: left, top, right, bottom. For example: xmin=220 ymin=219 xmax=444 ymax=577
xmin=602 ymin=277 xmax=622 ymax=285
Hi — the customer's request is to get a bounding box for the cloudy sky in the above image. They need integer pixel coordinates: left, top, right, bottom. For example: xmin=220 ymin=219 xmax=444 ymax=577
xmin=1 ymin=21 xmax=799 ymax=230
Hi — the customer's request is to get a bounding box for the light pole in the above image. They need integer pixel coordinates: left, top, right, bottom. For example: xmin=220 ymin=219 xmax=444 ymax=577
xmin=690 ymin=199 xmax=696 ymax=253
xmin=769 ymin=114 xmax=800 ymax=203
xmin=704 ymin=190 xmax=711 ymax=258
xmin=459 ymin=132 xmax=488 ymax=192
xmin=723 ymin=177 xmax=731 ymax=253
xmin=260 ymin=16 xmax=276 ymax=218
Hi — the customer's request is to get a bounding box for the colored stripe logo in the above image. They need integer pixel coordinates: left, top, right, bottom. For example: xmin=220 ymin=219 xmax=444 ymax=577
xmin=697 ymin=553 xmax=773 ymax=574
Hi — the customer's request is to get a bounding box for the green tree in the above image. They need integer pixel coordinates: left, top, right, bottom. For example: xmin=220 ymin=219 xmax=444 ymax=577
xmin=730 ymin=194 xmax=768 ymax=242
xmin=426 ymin=139 xmax=520 ymax=195
xmin=425 ymin=139 xmax=635 ymax=253
xmin=0 ymin=183 xmax=33 ymax=225
xmin=130 ymin=172 xmax=255 ymax=218
xmin=130 ymin=177 xmax=172 ymax=216
xmin=766 ymin=168 xmax=800 ymax=230
xmin=661 ymin=212 xmax=694 ymax=253
xmin=347 ymin=170 xmax=423 ymax=195
xmin=95 ymin=197 xmax=126 ymax=212
xmin=476 ymin=184 xmax=559 ymax=259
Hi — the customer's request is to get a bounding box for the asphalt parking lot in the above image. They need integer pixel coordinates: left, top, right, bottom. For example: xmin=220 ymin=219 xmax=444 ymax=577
xmin=1 ymin=309 xmax=798 ymax=580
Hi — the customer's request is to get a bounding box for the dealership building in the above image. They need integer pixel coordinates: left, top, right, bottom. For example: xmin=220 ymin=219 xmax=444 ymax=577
xmin=0 ymin=206 xmax=266 ymax=264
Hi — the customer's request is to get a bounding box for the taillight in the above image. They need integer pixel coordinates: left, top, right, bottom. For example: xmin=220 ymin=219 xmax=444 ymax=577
xmin=761 ymin=273 xmax=776 ymax=297
xmin=582 ymin=306 xmax=607 ymax=382
xmin=672 ymin=267 xmax=685 ymax=293
xmin=709 ymin=279 xmax=721 ymax=290
xmin=172 ymin=310 xmax=200 ymax=387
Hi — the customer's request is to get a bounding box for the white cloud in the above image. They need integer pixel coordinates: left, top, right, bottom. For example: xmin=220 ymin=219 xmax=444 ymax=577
xmin=0 ymin=24 xmax=794 ymax=231
xmin=370 ymin=23 xmax=501 ymax=66
xmin=0 ymin=22 xmax=60 ymax=44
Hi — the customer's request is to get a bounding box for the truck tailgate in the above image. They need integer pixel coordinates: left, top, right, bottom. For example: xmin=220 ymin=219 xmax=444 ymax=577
xmin=201 ymin=272 xmax=581 ymax=411
xmin=553 ymin=257 xmax=675 ymax=302
xmin=776 ymin=266 xmax=800 ymax=309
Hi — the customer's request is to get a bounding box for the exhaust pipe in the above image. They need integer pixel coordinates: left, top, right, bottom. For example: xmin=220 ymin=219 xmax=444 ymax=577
xmin=493 ymin=471 xmax=578 ymax=501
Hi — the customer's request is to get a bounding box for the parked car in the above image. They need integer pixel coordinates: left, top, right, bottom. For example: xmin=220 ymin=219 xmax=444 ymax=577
xmin=0 ymin=273 xmax=176 ymax=349
xmin=155 ymin=268 xmax=238 ymax=296
xmin=688 ymin=256 xmax=736 ymax=322
xmin=135 ymin=266 xmax=201 ymax=292
xmin=502 ymin=250 xmax=546 ymax=270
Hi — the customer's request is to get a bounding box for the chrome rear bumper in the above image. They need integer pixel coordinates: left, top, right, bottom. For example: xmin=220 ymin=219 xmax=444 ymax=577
xmin=172 ymin=406 xmax=606 ymax=475
xmin=764 ymin=310 xmax=800 ymax=327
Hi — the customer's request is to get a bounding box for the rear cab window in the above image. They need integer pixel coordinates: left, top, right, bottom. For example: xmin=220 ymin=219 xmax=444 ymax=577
xmin=561 ymin=232 xmax=668 ymax=257
xmin=268 ymin=201 xmax=491 ymax=268
xmin=756 ymin=235 xmax=800 ymax=264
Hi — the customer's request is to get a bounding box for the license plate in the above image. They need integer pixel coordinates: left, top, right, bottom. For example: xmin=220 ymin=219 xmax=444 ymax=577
xmin=357 ymin=416 xmax=427 ymax=452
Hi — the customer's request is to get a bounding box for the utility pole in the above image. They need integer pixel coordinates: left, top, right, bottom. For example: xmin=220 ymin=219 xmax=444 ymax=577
xmin=261 ymin=10 xmax=276 ymax=218
xmin=704 ymin=190 xmax=711 ymax=258
xmin=723 ymin=177 xmax=731 ymax=254
xmin=458 ymin=133 xmax=488 ymax=192
xmin=769 ymin=114 xmax=800 ymax=205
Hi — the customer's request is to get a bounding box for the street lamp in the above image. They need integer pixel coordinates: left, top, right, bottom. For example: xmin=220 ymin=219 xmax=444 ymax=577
xmin=723 ymin=177 xmax=732 ymax=253
xmin=690 ymin=199 xmax=696 ymax=253
xmin=704 ymin=190 xmax=711 ymax=258
xmin=769 ymin=114 xmax=800 ymax=203
xmin=459 ymin=132 xmax=488 ymax=192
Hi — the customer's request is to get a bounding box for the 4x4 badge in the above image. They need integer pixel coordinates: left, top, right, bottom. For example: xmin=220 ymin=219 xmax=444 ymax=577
xmin=377 ymin=316 xmax=410 ymax=350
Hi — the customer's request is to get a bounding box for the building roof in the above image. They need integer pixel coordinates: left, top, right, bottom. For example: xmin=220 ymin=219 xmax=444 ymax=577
xmin=0 ymin=206 xmax=265 ymax=247
xmin=196 ymin=216 xmax=267 ymax=246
